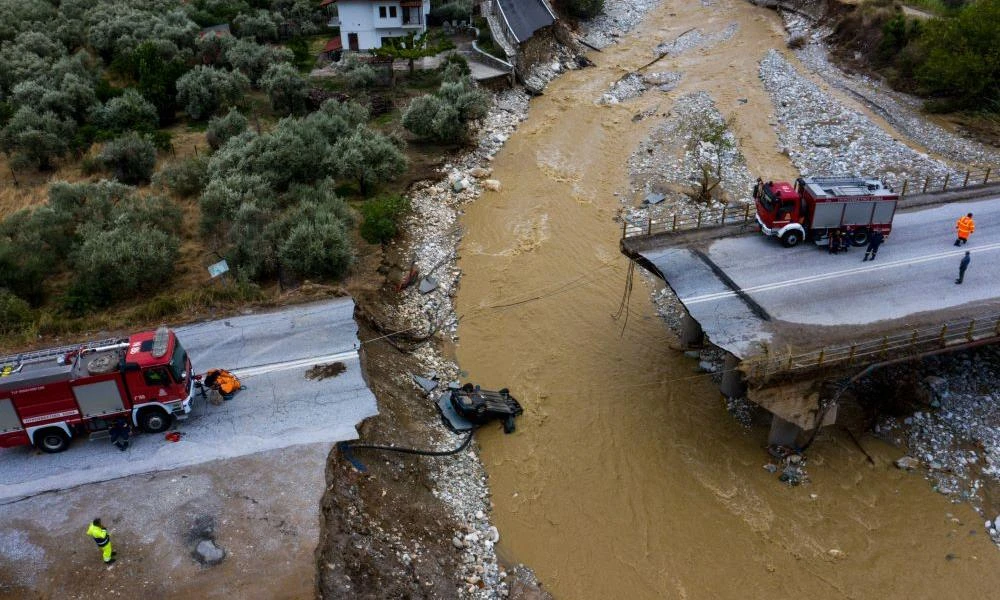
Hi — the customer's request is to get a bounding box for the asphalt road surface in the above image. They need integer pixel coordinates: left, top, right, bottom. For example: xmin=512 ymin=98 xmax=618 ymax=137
xmin=0 ymin=299 xmax=377 ymax=503
xmin=643 ymin=196 xmax=1000 ymax=356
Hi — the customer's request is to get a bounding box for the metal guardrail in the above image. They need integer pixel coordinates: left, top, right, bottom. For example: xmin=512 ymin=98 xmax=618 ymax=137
xmin=899 ymin=166 xmax=993 ymax=196
xmin=622 ymin=203 xmax=754 ymax=238
xmin=622 ymin=166 xmax=999 ymax=240
xmin=742 ymin=313 xmax=1000 ymax=382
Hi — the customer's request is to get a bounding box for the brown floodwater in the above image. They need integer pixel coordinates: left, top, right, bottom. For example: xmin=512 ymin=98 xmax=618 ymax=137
xmin=454 ymin=0 xmax=1000 ymax=598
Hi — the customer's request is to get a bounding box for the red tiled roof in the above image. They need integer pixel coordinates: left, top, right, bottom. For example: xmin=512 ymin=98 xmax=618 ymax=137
xmin=320 ymin=0 xmax=336 ymax=5
xmin=322 ymin=38 xmax=343 ymax=53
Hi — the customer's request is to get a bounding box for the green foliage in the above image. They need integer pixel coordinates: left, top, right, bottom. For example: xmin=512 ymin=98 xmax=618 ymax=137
xmin=330 ymin=126 xmax=408 ymax=196
xmin=402 ymin=76 xmax=489 ymax=143
xmin=98 ymin=132 xmax=158 ymax=184
xmin=156 ymin=156 xmax=209 ymax=197
xmin=344 ymin=60 xmax=379 ymax=91
xmin=277 ymin=201 xmax=353 ymax=279
xmin=233 ymin=9 xmax=279 ymax=42
xmin=206 ymin=107 xmax=249 ymax=149
xmin=199 ymin=171 xmax=275 ymax=235
xmin=122 ymin=42 xmax=191 ymax=124
xmin=176 ymin=65 xmax=250 ymax=120
xmin=186 ymin=0 xmax=252 ymax=27
xmin=0 ymin=289 xmax=32 ymax=335
xmin=441 ymin=53 xmax=471 ymax=80
xmin=287 ymin=37 xmax=313 ymax=70
xmin=0 ymin=106 xmax=76 ymax=170
xmin=224 ymin=37 xmax=293 ymax=85
xmin=70 ymin=224 xmax=180 ymax=309
xmin=360 ymin=194 xmax=409 ymax=244
xmin=915 ymin=0 xmax=1000 ymax=111
xmin=430 ymin=0 xmax=473 ymax=23
xmin=91 ymin=88 xmax=159 ymax=133
xmin=260 ymin=62 xmax=308 ymax=115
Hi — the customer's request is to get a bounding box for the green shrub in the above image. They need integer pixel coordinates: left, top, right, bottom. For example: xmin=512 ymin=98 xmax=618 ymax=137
xmin=91 ymin=88 xmax=159 ymax=133
xmin=278 ymin=202 xmax=353 ymax=279
xmin=0 ymin=289 xmax=32 ymax=335
xmin=206 ymin=108 xmax=249 ymax=149
xmin=360 ymin=194 xmax=409 ymax=244
xmin=98 ymin=132 xmax=157 ymax=184
xmin=70 ymin=224 xmax=180 ymax=308
xmin=260 ymin=62 xmax=308 ymax=115
xmin=402 ymin=77 xmax=489 ymax=143
xmin=157 ymin=156 xmax=209 ymax=197
xmin=176 ymin=65 xmax=250 ymax=120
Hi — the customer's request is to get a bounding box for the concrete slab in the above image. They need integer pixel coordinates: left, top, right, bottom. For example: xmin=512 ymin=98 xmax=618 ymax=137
xmin=0 ymin=299 xmax=378 ymax=503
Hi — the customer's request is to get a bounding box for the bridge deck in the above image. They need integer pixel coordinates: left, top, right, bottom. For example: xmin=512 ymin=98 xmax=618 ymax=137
xmin=638 ymin=194 xmax=1000 ymax=364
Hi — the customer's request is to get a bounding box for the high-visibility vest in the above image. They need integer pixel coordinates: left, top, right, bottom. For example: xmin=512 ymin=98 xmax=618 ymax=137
xmin=206 ymin=369 xmax=241 ymax=395
xmin=957 ymin=216 xmax=975 ymax=237
xmin=87 ymin=523 xmax=110 ymax=546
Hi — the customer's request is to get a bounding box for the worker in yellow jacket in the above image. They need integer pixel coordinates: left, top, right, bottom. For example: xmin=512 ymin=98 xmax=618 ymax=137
xmin=86 ymin=518 xmax=115 ymax=565
xmin=955 ymin=212 xmax=975 ymax=246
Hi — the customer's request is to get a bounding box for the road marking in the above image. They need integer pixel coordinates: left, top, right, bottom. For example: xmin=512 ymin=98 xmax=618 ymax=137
xmin=232 ymin=349 xmax=359 ymax=378
xmin=685 ymin=242 xmax=1000 ymax=305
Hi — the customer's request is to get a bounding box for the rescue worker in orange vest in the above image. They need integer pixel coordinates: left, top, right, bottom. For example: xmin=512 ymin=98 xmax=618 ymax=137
xmin=204 ymin=369 xmax=241 ymax=398
xmin=86 ymin=518 xmax=115 ymax=564
xmin=955 ymin=212 xmax=975 ymax=246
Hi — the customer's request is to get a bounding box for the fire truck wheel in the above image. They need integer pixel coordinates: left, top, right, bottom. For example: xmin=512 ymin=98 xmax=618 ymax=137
xmin=138 ymin=408 xmax=173 ymax=433
xmin=781 ymin=230 xmax=803 ymax=247
xmin=850 ymin=229 xmax=870 ymax=246
xmin=35 ymin=428 xmax=70 ymax=453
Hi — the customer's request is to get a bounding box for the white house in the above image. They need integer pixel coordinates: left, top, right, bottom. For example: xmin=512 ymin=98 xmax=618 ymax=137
xmin=324 ymin=0 xmax=432 ymax=52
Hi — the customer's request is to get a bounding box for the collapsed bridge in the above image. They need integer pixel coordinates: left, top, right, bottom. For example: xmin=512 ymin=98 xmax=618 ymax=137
xmin=622 ymin=175 xmax=1000 ymax=445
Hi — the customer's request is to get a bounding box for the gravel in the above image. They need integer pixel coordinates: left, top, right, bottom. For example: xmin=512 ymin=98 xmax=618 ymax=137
xmin=759 ymin=49 xmax=962 ymax=187
xmin=784 ymin=15 xmax=1000 ymax=168
xmin=578 ymin=0 xmax=664 ymax=49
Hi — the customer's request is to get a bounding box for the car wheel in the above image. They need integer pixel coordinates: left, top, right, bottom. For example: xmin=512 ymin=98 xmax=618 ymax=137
xmin=35 ymin=428 xmax=70 ymax=453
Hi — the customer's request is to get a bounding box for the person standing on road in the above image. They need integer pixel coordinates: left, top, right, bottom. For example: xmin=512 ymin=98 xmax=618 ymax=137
xmin=955 ymin=213 xmax=975 ymax=246
xmin=956 ymin=251 xmax=971 ymax=284
xmin=86 ymin=518 xmax=116 ymax=565
xmin=863 ymin=230 xmax=885 ymax=261
xmin=109 ymin=418 xmax=130 ymax=452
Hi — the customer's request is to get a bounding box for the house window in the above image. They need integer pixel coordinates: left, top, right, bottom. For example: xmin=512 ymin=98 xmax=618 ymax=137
xmin=389 ymin=6 xmax=397 ymax=17
xmin=379 ymin=6 xmax=387 ymax=17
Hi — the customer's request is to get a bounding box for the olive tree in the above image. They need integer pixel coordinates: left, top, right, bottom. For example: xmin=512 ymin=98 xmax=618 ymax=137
xmin=224 ymin=38 xmax=293 ymax=85
xmin=206 ymin=108 xmax=249 ymax=149
xmin=98 ymin=132 xmax=157 ymax=184
xmin=402 ymin=77 xmax=489 ymax=143
xmin=232 ymin=9 xmax=279 ymax=42
xmin=260 ymin=62 xmax=308 ymax=115
xmin=330 ymin=126 xmax=408 ymax=196
xmin=277 ymin=201 xmax=353 ymax=279
xmin=71 ymin=224 xmax=180 ymax=307
xmin=175 ymin=65 xmax=249 ymax=120
xmin=91 ymin=88 xmax=159 ymax=133
xmin=0 ymin=106 xmax=75 ymax=170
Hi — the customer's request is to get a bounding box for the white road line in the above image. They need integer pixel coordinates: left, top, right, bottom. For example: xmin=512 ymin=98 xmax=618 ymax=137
xmin=685 ymin=242 xmax=1000 ymax=305
xmin=232 ymin=349 xmax=360 ymax=378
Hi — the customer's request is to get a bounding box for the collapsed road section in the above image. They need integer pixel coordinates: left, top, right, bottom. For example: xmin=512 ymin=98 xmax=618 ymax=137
xmin=624 ymin=185 xmax=1000 ymax=446
xmin=0 ymin=298 xmax=377 ymax=503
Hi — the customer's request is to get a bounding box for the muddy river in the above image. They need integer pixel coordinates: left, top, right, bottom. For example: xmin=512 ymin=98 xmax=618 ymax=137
xmin=454 ymin=0 xmax=1000 ymax=597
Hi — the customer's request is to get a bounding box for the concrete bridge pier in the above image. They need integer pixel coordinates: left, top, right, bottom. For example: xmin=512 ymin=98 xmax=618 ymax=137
xmin=719 ymin=353 xmax=746 ymax=399
xmin=680 ymin=313 xmax=704 ymax=348
xmin=768 ymin=415 xmax=806 ymax=447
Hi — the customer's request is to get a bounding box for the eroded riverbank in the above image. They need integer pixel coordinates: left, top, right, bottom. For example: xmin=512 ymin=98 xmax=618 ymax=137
xmin=454 ymin=0 xmax=1000 ymax=597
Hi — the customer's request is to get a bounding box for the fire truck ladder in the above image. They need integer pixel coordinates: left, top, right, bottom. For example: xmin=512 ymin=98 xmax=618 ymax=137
xmin=0 ymin=337 xmax=125 ymax=376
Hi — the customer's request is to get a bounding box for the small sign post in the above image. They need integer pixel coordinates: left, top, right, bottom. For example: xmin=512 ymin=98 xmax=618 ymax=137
xmin=207 ymin=259 xmax=230 ymax=279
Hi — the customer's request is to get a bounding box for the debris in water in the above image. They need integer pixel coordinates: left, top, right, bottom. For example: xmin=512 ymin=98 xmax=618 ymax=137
xmin=644 ymin=192 xmax=666 ymax=205
xmin=413 ymin=374 xmax=439 ymax=393
xmin=306 ymin=362 xmax=346 ymax=380
xmin=419 ymin=276 xmax=439 ymax=294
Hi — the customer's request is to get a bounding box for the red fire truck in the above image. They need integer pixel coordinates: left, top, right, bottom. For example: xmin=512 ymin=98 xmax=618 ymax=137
xmin=754 ymin=176 xmax=899 ymax=248
xmin=0 ymin=327 xmax=194 ymax=453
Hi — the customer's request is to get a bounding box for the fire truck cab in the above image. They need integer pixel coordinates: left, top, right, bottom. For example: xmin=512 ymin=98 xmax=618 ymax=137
xmin=0 ymin=327 xmax=194 ymax=453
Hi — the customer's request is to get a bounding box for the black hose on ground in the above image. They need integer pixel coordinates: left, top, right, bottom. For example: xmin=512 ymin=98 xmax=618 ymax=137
xmin=338 ymin=428 xmax=476 ymax=463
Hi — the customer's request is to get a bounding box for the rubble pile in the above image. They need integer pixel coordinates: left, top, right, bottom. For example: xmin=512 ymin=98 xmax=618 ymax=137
xmin=599 ymin=72 xmax=647 ymax=104
xmin=758 ymin=50 xmax=961 ymax=187
xmin=653 ymin=23 xmax=739 ymax=57
xmin=643 ymin=70 xmax=683 ymax=92
xmin=624 ymin=91 xmax=754 ymax=232
xmin=579 ymin=0 xmax=664 ymax=49
xmin=876 ymin=347 xmax=1000 ymax=545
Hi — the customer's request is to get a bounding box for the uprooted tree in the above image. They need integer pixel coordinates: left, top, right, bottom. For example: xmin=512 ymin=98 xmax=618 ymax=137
xmin=682 ymin=113 xmax=738 ymax=204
